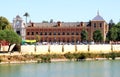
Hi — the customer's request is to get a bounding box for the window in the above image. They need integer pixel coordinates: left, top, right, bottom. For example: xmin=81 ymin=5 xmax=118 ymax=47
xmin=36 ymin=32 xmax=38 ymax=35
xmin=27 ymin=32 xmax=30 ymax=35
xmin=49 ymin=32 xmax=51 ymax=35
xmin=45 ymin=32 xmax=47 ymax=35
xmin=94 ymin=23 xmax=96 ymax=28
xmin=67 ymin=33 xmax=69 ymax=35
xmin=76 ymin=32 xmax=79 ymax=35
xmin=58 ymin=33 xmax=60 ymax=35
xmin=72 ymin=32 xmax=74 ymax=35
xmin=40 ymin=32 xmax=43 ymax=35
xmin=100 ymin=23 xmax=102 ymax=28
xmin=62 ymin=32 xmax=65 ymax=35
xmin=17 ymin=31 xmax=20 ymax=35
xmin=54 ymin=32 xmax=56 ymax=35
xmin=32 ymin=32 xmax=34 ymax=35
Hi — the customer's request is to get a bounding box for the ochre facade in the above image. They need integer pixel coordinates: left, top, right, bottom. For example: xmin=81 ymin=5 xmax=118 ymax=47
xmin=25 ymin=14 xmax=108 ymax=43
xmin=13 ymin=13 xmax=108 ymax=43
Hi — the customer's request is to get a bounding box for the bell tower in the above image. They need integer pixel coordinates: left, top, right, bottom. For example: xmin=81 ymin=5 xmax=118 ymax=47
xmin=90 ymin=12 xmax=108 ymax=41
xmin=13 ymin=15 xmax=26 ymax=40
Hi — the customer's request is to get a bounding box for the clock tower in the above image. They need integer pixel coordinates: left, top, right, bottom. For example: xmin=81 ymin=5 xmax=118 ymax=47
xmin=13 ymin=15 xmax=26 ymax=40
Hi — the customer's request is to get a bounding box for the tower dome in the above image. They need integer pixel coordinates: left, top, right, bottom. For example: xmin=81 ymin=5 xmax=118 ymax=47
xmin=92 ymin=11 xmax=104 ymax=21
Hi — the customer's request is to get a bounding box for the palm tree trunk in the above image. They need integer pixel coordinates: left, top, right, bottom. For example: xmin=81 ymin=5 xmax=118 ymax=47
xmin=26 ymin=17 xmax=27 ymax=24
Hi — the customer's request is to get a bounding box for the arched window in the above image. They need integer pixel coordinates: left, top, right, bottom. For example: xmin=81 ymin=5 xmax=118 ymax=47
xmin=72 ymin=32 xmax=74 ymax=35
xmin=32 ymin=32 xmax=34 ymax=35
xmin=100 ymin=23 xmax=102 ymax=28
xmin=76 ymin=32 xmax=79 ymax=35
xmin=45 ymin=32 xmax=47 ymax=35
xmin=67 ymin=33 xmax=69 ymax=35
xmin=27 ymin=32 xmax=30 ymax=35
xmin=94 ymin=23 xmax=96 ymax=28
xmin=62 ymin=32 xmax=65 ymax=35
xmin=49 ymin=32 xmax=51 ymax=35
xmin=40 ymin=32 xmax=43 ymax=35
xmin=54 ymin=32 xmax=56 ymax=35
xmin=58 ymin=33 xmax=60 ymax=35
xmin=36 ymin=32 xmax=38 ymax=35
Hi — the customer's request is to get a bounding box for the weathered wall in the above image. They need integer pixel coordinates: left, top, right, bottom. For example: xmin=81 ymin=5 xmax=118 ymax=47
xmin=89 ymin=45 xmax=111 ymax=53
xmin=77 ymin=45 xmax=88 ymax=53
xmin=50 ymin=45 xmax=63 ymax=54
xmin=36 ymin=45 xmax=49 ymax=54
xmin=1 ymin=44 xmax=120 ymax=54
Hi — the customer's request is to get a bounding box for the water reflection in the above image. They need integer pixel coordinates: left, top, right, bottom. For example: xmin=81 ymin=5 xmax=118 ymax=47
xmin=0 ymin=60 xmax=120 ymax=77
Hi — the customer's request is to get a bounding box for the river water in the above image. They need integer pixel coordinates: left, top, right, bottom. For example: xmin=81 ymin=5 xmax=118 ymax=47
xmin=0 ymin=60 xmax=120 ymax=77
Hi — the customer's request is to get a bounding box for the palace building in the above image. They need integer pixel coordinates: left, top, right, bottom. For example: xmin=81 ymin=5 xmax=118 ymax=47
xmin=12 ymin=12 xmax=108 ymax=43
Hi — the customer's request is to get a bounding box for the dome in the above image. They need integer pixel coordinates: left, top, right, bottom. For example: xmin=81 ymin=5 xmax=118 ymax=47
xmin=16 ymin=15 xmax=21 ymax=18
xmin=92 ymin=12 xmax=104 ymax=21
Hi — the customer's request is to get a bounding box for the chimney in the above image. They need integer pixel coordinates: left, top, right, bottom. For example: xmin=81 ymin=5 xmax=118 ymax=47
xmin=57 ymin=21 xmax=61 ymax=27
xmin=80 ymin=22 xmax=84 ymax=27
xmin=31 ymin=22 xmax=34 ymax=27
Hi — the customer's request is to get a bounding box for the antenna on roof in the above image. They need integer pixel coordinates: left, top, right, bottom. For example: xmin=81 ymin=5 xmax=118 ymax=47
xmin=97 ymin=10 xmax=99 ymax=16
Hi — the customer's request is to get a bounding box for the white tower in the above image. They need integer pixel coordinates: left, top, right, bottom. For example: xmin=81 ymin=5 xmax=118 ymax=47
xmin=13 ymin=15 xmax=26 ymax=40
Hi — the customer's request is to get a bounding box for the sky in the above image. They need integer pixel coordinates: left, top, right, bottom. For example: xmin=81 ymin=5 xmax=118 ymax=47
xmin=0 ymin=0 xmax=120 ymax=23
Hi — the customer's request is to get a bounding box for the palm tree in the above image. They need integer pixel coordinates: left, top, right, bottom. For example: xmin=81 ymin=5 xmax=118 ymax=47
xmin=23 ymin=12 xmax=29 ymax=24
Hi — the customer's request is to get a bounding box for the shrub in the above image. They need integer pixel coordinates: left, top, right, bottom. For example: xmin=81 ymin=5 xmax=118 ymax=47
xmin=64 ymin=52 xmax=74 ymax=60
xmin=104 ymin=53 xmax=110 ymax=59
xmin=40 ymin=54 xmax=51 ymax=63
xmin=77 ymin=53 xmax=86 ymax=60
xmin=110 ymin=52 xmax=116 ymax=60
xmin=51 ymin=54 xmax=65 ymax=59
xmin=73 ymin=53 xmax=87 ymax=61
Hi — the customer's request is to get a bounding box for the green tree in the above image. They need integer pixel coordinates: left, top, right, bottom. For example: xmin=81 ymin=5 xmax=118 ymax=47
xmin=35 ymin=35 xmax=41 ymax=42
xmin=107 ymin=27 xmax=118 ymax=41
xmin=0 ymin=16 xmax=13 ymax=30
xmin=109 ymin=19 xmax=115 ymax=29
xmin=23 ymin=12 xmax=30 ymax=24
xmin=116 ymin=22 xmax=120 ymax=41
xmin=93 ymin=30 xmax=103 ymax=42
xmin=0 ymin=30 xmax=6 ymax=40
xmin=0 ymin=30 xmax=21 ymax=52
xmin=81 ymin=30 xmax=88 ymax=42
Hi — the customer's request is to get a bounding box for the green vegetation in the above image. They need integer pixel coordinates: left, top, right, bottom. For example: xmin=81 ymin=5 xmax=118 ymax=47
xmin=64 ymin=52 xmax=74 ymax=60
xmin=0 ymin=30 xmax=21 ymax=52
xmin=109 ymin=52 xmax=116 ymax=60
xmin=40 ymin=54 xmax=51 ymax=63
xmin=93 ymin=30 xmax=103 ymax=42
xmin=0 ymin=52 xmax=120 ymax=63
xmin=0 ymin=16 xmax=21 ymax=52
xmin=81 ymin=30 xmax=88 ymax=42
xmin=107 ymin=22 xmax=120 ymax=41
xmin=0 ymin=16 xmax=13 ymax=30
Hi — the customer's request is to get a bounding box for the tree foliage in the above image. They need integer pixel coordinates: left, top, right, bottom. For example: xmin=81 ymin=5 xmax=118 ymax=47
xmin=35 ymin=35 xmax=41 ymax=42
xmin=0 ymin=16 xmax=21 ymax=52
xmin=4 ymin=30 xmax=21 ymax=44
xmin=109 ymin=19 xmax=115 ymax=29
xmin=0 ymin=30 xmax=21 ymax=51
xmin=93 ymin=30 xmax=103 ymax=42
xmin=107 ymin=27 xmax=118 ymax=41
xmin=81 ymin=30 xmax=88 ymax=42
xmin=107 ymin=22 xmax=120 ymax=41
xmin=0 ymin=16 xmax=13 ymax=30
